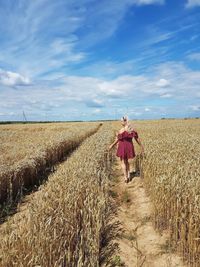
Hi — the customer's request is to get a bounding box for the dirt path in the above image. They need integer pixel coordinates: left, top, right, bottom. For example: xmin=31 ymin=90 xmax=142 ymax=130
xmin=110 ymin=158 xmax=187 ymax=267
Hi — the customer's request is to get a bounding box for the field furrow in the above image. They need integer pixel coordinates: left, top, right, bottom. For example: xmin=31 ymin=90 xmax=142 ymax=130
xmin=0 ymin=122 xmax=116 ymax=267
xmin=0 ymin=122 xmax=101 ymax=206
xmin=0 ymin=119 xmax=199 ymax=267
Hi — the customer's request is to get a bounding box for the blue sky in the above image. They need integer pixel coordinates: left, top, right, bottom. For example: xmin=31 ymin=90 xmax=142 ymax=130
xmin=0 ymin=0 xmax=200 ymax=121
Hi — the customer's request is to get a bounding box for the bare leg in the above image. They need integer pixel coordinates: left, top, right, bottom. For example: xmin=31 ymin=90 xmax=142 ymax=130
xmin=120 ymin=158 xmax=128 ymax=182
xmin=125 ymin=159 xmax=130 ymax=180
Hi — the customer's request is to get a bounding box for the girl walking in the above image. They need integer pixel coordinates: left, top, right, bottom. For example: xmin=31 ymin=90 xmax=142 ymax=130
xmin=108 ymin=116 xmax=144 ymax=183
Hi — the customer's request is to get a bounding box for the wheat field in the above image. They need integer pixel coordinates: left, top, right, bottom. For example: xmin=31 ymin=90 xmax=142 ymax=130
xmin=0 ymin=122 xmax=100 ymax=205
xmin=0 ymin=122 xmax=116 ymax=267
xmin=0 ymin=119 xmax=199 ymax=266
xmin=124 ymin=119 xmax=200 ymax=266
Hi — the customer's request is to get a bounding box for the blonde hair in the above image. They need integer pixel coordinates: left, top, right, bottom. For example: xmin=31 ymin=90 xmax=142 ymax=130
xmin=121 ymin=116 xmax=134 ymax=133
xmin=127 ymin=123 xmax=134 ymax=133
xmin=121 ymin=115 xmax=129 ymax=123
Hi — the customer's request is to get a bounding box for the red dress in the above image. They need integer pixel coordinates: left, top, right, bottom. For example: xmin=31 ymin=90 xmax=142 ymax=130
xmin=116 ymin=130 xmax=138 ymax=159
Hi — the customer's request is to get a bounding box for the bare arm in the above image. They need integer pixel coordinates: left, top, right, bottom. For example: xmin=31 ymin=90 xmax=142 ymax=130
xmin=135 ymin=136 xmax=144 ymax=154
xmin=108 ymin=131 xmax=119 ymax=151
xmin=108 ymin=137 xmax=118 ymax=151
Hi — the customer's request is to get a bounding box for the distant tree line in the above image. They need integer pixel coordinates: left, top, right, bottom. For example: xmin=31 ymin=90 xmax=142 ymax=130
xmin=0 ymin=117 xmax=199 ymax=125
xmin=161 ymin=117 xmax=199 ymax=120
xmin=0 ymin=120 xmax=83 ymax=125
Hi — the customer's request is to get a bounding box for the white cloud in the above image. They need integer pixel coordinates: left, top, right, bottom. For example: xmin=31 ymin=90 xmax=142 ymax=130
xmin=0 ymin=1 xmax=86 ymax=79
xmin=98 ymin=76 xmax=136 ymax=97
xmin=50 ymin=38 xmax=86 ymax=62
xmin=138 ymin=26 xmax=174 ymax=49
xmin=78 ymin=59 xmax=135 ymax=79
xmin=190 ymin=35 xmax=199 ymax=41
xmin=160 ymin=93 xmax=172 ymax=98
xmin=1 ymin=61 xmax=200 ymax=120
xmin=190 ymin=105 xmax=200 ymax=111
xmin=92 ymin=108 xmax=102 ymax=114
xmin=0 ymin=69 xmax=30 ymax=86
xmin=187 ymin=52 xmax=200 ymax=61
xmin=135 ymin=0 xmax=165 ymax=5
xmin=0 ymin=111 xmax=15 ymax=116
xmin=0 ymin=0 xmax=166 ymax=81
xmin=60 ymin=62 xmax=200 ymax=102
xmin=156 ymin=78 xmax=170 ymax=87
xmin=85 ymin=98 xmax=104 ymax=108
xmin=186 ymin=0 xmax=200 ymax=8
xmin=79 ymin=0 xmax=166 ymax=49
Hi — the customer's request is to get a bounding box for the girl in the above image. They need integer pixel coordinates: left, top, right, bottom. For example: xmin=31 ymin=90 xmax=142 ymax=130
xmin=108 ymin=116 xmax=144 ymax=183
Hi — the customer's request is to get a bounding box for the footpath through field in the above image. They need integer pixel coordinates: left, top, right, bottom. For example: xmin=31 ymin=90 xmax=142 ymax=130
xmin=110 ymin=157 xmax=187 ymax=267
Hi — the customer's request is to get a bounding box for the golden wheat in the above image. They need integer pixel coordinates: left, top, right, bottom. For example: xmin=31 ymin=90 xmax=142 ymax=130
xmin=0 ymin=122 xmax=115 ymax=267
xmin=128 ymin=119 xmax=200 ymax=267
xmin=0 ymin=122 xmax=100 ymax=205
xmin=1 ymin=119 xmax=199 ymax=266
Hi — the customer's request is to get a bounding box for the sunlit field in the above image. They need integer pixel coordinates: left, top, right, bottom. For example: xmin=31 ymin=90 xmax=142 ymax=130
xmin=130 ymin=119 xmax=200 ymax=266
xmin=0 ymin=119 xmax=199 ymax=266
xmin=0 ymin=122 xmax=100 ymax=205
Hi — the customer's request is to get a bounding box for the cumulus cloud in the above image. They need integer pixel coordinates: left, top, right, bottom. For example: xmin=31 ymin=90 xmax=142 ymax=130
xmin=156 ymin=78 xmax=170 ymax=87
xmin=0 ymin=69 xmax=30 ymax=86
xmin=1 ymin=61 xmax=200 ymax=120
xmin=99 ymin=75 xmax=140 ymax=97
xmin=186 ymin=0 xmax=200 ymax=8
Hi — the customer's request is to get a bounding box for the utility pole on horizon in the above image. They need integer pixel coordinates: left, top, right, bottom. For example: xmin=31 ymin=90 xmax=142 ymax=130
xmin=22 ymin=110 xmax=27 ymax=122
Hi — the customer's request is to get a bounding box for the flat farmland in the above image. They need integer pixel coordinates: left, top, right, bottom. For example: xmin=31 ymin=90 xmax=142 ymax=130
xmin=0 ymin=122 xmax=100 ymax=204
xmin=0 ymin=122 xmax=100 ymax=169
xmin=112 ymin=119 xmax=200 ymax=266
xmin=0 ymin=119 xmax=199 ymax=267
